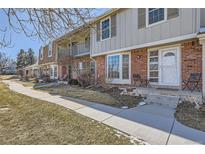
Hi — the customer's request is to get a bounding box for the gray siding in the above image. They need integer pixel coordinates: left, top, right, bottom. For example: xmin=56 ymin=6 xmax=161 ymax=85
xmin=91 ymin=8 xmax=200 ymax=55
xmin=200 ymin=8 xmax=205 ymax=27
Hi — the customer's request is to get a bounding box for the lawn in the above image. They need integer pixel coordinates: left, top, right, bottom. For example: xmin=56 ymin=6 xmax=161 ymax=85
xmin=0 ymin=75 xmax=18 ymax=80
xmin=0 ymin=75 xmax=35 ymax=87
xmin=13 ymin=79 xmax=36 ymax=87
xmin=175 ymin=101 xmax=205 ymax=132
xmin=37 ymin=85 xmax=142 ymax=108
xmin=0 ymin=83 xmax=136 ymax=144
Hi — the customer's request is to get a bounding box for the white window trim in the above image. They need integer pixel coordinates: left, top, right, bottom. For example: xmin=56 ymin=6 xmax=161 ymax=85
xmin=146 ymin=8 xmax=167 ymax=28
xmin=50 ymin=65 xmax=58 ymax=79
xmin=100 ymin=16 xmax=111 ymax=41
xmin=48 ymin=42 xmax=52 ymax=57
xmin=79 ymin=62 xmax=83 ymax=70
xmin=106 ymin=52 xmax=131 ymax=84
xmin=147 ymin=50 xmax=159 ymax=85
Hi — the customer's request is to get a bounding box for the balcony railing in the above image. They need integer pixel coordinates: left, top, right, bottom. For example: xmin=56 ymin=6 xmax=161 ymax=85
xmin=58 ymin=48 xmax=71 ymax=60
xmin=58 ymin=42 xmax=90 ymax=59
xmin=71 ymin=42 xmax=90 ymax=56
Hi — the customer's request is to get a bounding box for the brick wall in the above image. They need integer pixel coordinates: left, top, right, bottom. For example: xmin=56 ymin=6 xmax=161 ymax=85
xmin=131 ymin=48 xmax=148 ymax=85
xmin=181 ymin=39 xmax=202 ymax=88
xmin=94 ymin=51 xmax=148 ymax=86
xmin=39 ymin=41 xmax=57 ymax=65
xmin=71 ymin=55 xmax=92 ymax=79
xmin=58 ymin=55 xmax=92 ymax=80
xmin=95 ymin=55 xmax=106 ymax=84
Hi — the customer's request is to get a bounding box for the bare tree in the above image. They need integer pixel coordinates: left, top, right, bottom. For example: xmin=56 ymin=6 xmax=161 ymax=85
xmin=0 ymin=52 xmax=9 ymax=73
xmin=0 ymin=8 xmax=100 ymax=48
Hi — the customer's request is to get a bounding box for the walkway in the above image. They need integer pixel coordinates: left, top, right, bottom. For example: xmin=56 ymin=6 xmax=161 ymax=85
xmin=3 ymin=80 xmax=205 ymax=145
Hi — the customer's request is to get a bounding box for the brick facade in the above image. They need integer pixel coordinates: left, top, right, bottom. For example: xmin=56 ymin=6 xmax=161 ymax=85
xmin=95 ymin=55 xmax=106 ymax=84
xmin=38 ymin=41 xmax=57 ymax=65
xmin=181 ymin=39 xmax=202 ymax=88
xmin=58 ymin=55 xmax=92 ymax=80
xmin=131 ymin=48 xmax=148 ymax=85
xmin=94 ymin=39 xmax=203 ymax=90
xmin=71 ymin=55 xmax=92 ymax=79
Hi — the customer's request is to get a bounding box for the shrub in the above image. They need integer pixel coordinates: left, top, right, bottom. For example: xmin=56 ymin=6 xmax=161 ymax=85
xmin=68 ymin=79 xmax=79 ymax=85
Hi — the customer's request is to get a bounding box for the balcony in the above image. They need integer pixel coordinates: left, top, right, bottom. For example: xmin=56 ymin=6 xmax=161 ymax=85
xmin=58 ymin=48 xmax=71 ymax=60
xmin=58 ymin=42 xmax=90 ymax=62
xmin=71 ymin=42 xmax=90 ymax=56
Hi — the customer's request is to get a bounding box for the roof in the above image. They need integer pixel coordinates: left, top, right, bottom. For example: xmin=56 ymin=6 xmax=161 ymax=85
xmin=24 ymin=63 xmax=39 ymax=70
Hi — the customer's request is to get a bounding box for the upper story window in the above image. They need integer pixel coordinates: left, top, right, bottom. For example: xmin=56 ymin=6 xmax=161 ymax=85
xmin=148 ymin=8 xmax=165 ymax=25
xmin=48 ymin=42 xmax=52 ymax=57
xmin=139 ymin=8 xmax=179 ymax=29
xmin=96 ymin=14 xmax=116 ymax=42
xmin=101 ymin=18 xmax=110 ymax=40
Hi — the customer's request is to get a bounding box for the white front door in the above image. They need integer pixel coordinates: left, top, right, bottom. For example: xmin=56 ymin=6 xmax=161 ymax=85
xmin=159 ymin=47 xmax=180 ymax=86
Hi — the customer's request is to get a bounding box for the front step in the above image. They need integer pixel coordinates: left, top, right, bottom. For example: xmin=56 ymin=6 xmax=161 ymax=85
xmin=144 ymin=94 xmax=179 ymax=109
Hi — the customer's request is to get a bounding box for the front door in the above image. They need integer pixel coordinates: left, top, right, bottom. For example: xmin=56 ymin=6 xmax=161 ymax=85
xmin=160 ymin=47 xmax=180 ymax=86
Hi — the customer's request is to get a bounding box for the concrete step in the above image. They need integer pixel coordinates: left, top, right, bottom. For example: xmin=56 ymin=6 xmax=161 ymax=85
xmin=144 ymin=94 xmax=179 ymax=109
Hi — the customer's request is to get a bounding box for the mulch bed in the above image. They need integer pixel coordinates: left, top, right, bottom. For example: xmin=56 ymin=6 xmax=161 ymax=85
xmin=175 ymin=101 xmax=205 ymax=132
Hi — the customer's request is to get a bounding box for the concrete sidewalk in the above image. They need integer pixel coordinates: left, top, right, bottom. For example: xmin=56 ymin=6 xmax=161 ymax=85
xmin=3 ymin=80 xmax=205 ymax=145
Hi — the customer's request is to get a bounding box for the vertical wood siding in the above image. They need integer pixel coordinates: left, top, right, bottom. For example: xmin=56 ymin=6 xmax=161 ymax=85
xmin=91 ymin=8 xmax=200 ymax=55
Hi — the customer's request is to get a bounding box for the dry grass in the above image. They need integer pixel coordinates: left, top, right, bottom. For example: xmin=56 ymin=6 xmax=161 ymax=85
xmin=38 ymin=85 xmax=142 ymax=108
xmin=0 ymin=83 xmax=135 ymax=144
xmin=13 ymin=80 xmax=36 ymax=87
xmin=175 ymin=101 xmax=205 ymax=132
xmin=39 ymin=85 xmax=121 ymax=107
xmin=0 ymin=75 xmax=18 ymax=80
xmin=0 ymin=75 xmax=36 ymax=87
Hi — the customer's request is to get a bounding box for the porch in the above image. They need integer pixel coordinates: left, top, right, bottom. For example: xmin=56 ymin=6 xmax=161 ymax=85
xmin=122 ymin=86 xmax=203 ymax=107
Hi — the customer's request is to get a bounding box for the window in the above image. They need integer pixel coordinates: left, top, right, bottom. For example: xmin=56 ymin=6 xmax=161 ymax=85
xmin=149 ymin=50 xmax=159 ymax=83
xmin=54 ymin=66 xmax=57 ymax=78
xmin=122 ymin=55 xmax=129 ymax=79
xmin=148 ymin=8 xmax=165 ymax=25
xmin=164 ymin=52 xmax=175 ymax=57
xmin=48 ymin=42 xmax=52 ymax=57
xmin=107 ymin=53 xmax=130 ymax=84
xmin=90 ymin=61 xmax=96 ymax=75
xmin=108 ymin=55 xmax=120 ymax=78
xmin=50 ymin=67 xmax=53 ymax=77
xmin=50 ymin=65 xmax=58 ymax=79
xmin=78 ymin=62 xmax=83 ymax=70
xmin=101 ymin=18 xmax=110 ymax=40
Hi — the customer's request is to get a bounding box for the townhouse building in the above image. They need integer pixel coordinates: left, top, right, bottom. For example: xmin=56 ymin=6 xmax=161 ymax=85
xmin=90 ymin=8 xmax=205 ymax=96
xmin=38 ymin=40 xmax=59 ymax=79
xmin=38 ymin=8 xmax=205 ymax=98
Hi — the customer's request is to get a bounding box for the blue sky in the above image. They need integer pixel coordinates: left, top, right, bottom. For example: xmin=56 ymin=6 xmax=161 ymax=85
xmin=0 ymin=10 xmax=42 ymax=60
xmin=0 ymin=9 xmax=108 ymax=61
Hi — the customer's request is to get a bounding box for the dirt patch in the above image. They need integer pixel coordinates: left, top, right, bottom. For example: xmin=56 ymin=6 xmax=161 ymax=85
xmin=175 ymin=101 xmax=205 ymax=132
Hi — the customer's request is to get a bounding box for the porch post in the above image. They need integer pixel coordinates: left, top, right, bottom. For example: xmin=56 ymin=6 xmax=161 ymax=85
xmin=199 ymin=34 xmax=205 ymax=102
